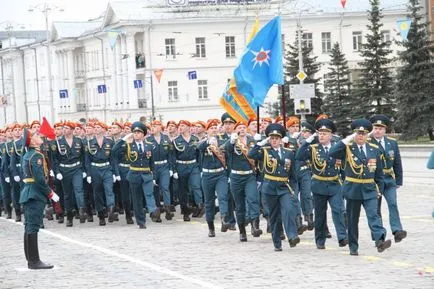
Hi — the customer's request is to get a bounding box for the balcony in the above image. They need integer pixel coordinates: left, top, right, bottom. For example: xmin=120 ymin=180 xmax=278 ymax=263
xmin=77 ymin=103 xmax=87 ymax=112
xmin=138 ymin=99 xmax=147 ymax=108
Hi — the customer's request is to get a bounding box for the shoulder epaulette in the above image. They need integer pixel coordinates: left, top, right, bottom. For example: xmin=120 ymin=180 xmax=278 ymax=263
xmin=387 ymin=136 xmax=396 ymax=141
xmin=311 ymin=143 xmax=319 ymax=147
xmin=282 ymin=147 xmax=292 ymax=152
xmin=369 ymin=143 xmax=379 ymax=149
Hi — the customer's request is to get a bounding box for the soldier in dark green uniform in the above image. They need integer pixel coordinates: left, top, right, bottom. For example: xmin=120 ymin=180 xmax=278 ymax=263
xmin=10 ymin=123 xmax=24 ymax=222
xmin=20 ymin=128 xmax=60 ymax=269
xmin=1 ymin=126 xmax=14 ymax=219
xmin=329 ymin=119 xmax=392 ymax=256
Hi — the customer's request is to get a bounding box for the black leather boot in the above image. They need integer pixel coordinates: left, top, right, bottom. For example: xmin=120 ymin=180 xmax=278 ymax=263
xmin=150 ymin=208 xmax=162 ymax=223
xmin=306 ymin=213 xmax=314 ymax=231
xmin=15 ymin=207 xmax=22 ymax=222
xmin=124 ymin=201 xmax=134 ymax=224
xmin=108 ymin=206 xmax=118 ymax=223
xmin=164 ymin=205 xmax=174 ymax=221
xmin=296 ymin=215 xmax=308 ymax=235
xmin=239 ymin=223 xmax=247 ymax=242
xmin=66 ymin=211 xmax=73 ymax=227
xmin=6 ymin=203 xmax=12 ymax=219
xmin=207 ymin=221 xmax=216 ymax=237
xmin=57 ymin=213 xmax=64 ymax=224
xmin=250 ymin=218 xmax=263 ymax=237
xmin=24 ymin=233 xmax=28 ymax=261
xmin=26 ymin=233 xmax=53 ymax=269
xmin=197 ymin=203 xmax=205 ymax=218
xmin=98 ymin=211 xmax=106 ymax=226
xmin=79 ymin=207 xmax=87 ymax=223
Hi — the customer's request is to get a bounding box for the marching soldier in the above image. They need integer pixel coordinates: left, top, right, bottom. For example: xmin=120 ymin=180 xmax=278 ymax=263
xmin=111 ymin=121 xmax=125 ymax=215
xmin=113 ymin=121 xmax=161 ymax=228
xmin=248 ymin=124 xmax=300 ymax=251
xmin=226 ymin=121 xmax=262 ymax=241
xmin=0 ymin=129 xmax=5 ymax=216
xmin=20 ymin=128 xmax=60 ymax=269
xmin=173 ymin=120 xmax=203 ymax=221
xmin=329 ymin=119 xmax=392 ymax=256
xmin=48 ymin=122 xmax=65 ymax=223
xmin=146 ymin=120 xmax=175 ymax=221
xmin=369 ymin=114 xmax=407 ymax=243
xmin=198 ymin=119 xmax=230 ymax=237
xmin=51 ymin=122 xmax=87 ymax=227
xmin=194 ymin=121 xmax=207 ymax=141
xmin=85 ymin=122 xmax=118 ymax=225
xmin=10 ymin=123 xmax=24 ymax=222
xmin=296 ymin=119 xmax=348 ymax=249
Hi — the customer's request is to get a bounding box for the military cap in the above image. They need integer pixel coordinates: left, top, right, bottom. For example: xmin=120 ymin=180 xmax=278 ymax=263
xmin=234 ymin=120 xmax=248 ymax=129
xmin=131 ymin=121 xmax=147 ymax=134
xmin=301 ymin=122 xmax=316 ymax=133
xmin=286 ymin=116 xmax=300 ymax=127
xmin=63 ymin=121 xmax=75 ymax=129
xmin=178 ymin=120 xmax=191 ymax=127
xmin=206 ymin=119 xmax=219 ymax=130
xmin=151 ymin=120 xmax=163 ymax=126
xmin=124 ymin=121 xmax=132 ymax=128
xmin=221 ymin=112 xmax=236 ymax=124
xmin=112 ymin=121 xmax=124 ymax=129
xmin=369 ymin=114 xmax=390 ymax=128
xmin=194 ymin=121 xmax=206 ymax=128
xmin=166 ymin=120 xmax=177 ymax=128
xmin=274 ymin=116 xmax=284 ymax=123
xmin=247 ymin=117 xmax=258 ymax=126
xmin=261 ymin=117 xmax=273 ymax=124
xmin=315 ymin=114 xmax=329 ymax=123
xmin=93 ymin=121 xmax=107 ymax=130
xmin=11 ymin=123 xmax=22 ymax=130
xmin=265 ymin=123 xmax=286 ymax=138
xmin=315 ymin=119 xmax=336 ymax=133
xmin=351 ymin=118 xmax=373 ymax=133
xmin=30 ymin=120 xmax=41 ymax=128
xmin=53 ymin=122 xmax=64 ymax=129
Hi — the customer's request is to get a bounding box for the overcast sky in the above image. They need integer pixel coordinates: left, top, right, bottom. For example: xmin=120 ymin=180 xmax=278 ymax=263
xmin=0 ymin=0 xmax=407 ymax=31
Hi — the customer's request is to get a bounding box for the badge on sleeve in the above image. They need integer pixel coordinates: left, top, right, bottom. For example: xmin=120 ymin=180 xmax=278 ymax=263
xmin=37 ymin=158 xmax=42 ymax=165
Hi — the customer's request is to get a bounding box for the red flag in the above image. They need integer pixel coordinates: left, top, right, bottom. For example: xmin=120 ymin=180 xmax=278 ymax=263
xmin=40 ymin=117 xmax=56 ymax=140
xmin=341 ymin=0 xmax=347 ymax=8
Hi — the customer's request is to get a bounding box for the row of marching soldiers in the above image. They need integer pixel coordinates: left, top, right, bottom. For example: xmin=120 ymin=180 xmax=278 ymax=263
xmin=0 ymin=112 xmax=407 ymax=255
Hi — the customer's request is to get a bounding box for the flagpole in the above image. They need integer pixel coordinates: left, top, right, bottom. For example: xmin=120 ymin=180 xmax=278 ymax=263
xmin=281 ymin=84 xmax=287 ymax=129
xmin=256 ymin=106 xmax=260 ymax=134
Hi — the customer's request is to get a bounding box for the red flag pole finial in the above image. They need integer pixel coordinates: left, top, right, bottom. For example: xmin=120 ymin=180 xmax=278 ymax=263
xmin=341 ymin=0 xmax=347 ymax=8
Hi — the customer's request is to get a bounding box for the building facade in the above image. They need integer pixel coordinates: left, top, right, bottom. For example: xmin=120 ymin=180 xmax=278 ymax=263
xmin=0 ymin=1 xmax=407 ymax=125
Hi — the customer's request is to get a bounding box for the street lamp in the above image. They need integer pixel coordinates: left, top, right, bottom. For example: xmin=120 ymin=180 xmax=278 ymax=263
xmin=28 ymin=3 xmax=63 ymax=123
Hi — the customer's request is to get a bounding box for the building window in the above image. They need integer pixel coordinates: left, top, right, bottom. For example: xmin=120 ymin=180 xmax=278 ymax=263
xmin=168 ymin=81 xmax=178 ymax=101
xmin=165 ymin=38 xmax=176 ymax=59
xmin=353 ymin=31 xmax=363 ymax=51
xmin=225 ymin=36 xmax=235 ymax=58
xmin=195 ymin=37 xmax=206 ymax=58
xmin=381 ymin=30 xmax=391 ymax=43
xmin=198 ymin=80 xmax=208 ymax=99
xmin=302 ymin=33 xmax=313 ymax=49
xmin=321 ymin=32 xmax=332 ymax=53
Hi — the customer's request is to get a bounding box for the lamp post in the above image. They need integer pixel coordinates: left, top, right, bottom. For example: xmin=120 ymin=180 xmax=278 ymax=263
xmin=28 ymin=3 xmax=63 ymax=123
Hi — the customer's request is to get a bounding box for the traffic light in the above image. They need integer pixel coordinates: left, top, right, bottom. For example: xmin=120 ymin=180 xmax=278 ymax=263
xmin=294 ymin=98 xmax=311 ymax=114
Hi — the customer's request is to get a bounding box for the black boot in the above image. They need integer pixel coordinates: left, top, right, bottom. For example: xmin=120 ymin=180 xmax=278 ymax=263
xmin=296 ymin=215 xmax=308 ymax=235
xmin=150 ymin=208 xmax=162 ymax=223
xmin=239 ymin=223 xmax=247 ymax=242
xmin=164 ymin=205 xmax=174 ymax=221
xmin=221 ymin=215 xmax=230 ymax=232
xmin=66 ymin=211 xmax=73 ymax=227
xmin=197 ymin=203 xmax=205 ymax=218
xmin=278 ymin=222 xmax=285 ymax=240
xmin=57 ymin=213 xmax=64 ymax=224
xmin=6 ymin=204 xmax=12 ymax=219
xmin=108 ymin=206 xmax=118 ymax=223
xmin=79 ymin=207 xmax=87 ymax=223
xmin=250 ymin=218 xmax=263 ymax=237
xmin=24 ymin=233 xmax=28 ymax=261
xmin=26 ymin=233 xmax=53 ymax=269
xmin=124 ymin=201 xmax=134 ymax=224
xmin=15 ymin=207 xmax=22 ymax=222
xmin=183 ymin=206 xmax=191 ymax=222
xmin=98 ymin=211 xmax=106 ymax=226
xmin=306 ymin=213 xmax=314 ymax=231
xmin=207 ymin=221 xmax=216 ymax=237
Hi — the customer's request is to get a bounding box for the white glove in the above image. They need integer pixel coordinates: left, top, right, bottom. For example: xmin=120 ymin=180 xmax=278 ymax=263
xmin=258 ymin=137 xmax=270 ymax=146
xmin=282 ymin=136 xmax=289 ymax=144
xmin=253 ymin=133 xmax=262 ymax=141
xmin=122 ymin=132 xmax=133 ymax=142
xmin=116 ymin=175 xmax=121 ymax=181
xmin=82 ymin=172 xmax=87 ymax=179
xmin=228 ymin=178 xmax=231 ymax=184
xmin=48 ymin=192 xmax=60 ymax=202
xmin=208 ymin=137 xmax=218 ymax=147
xmin=56 ymin=173 xmax=63 ymax=181
xmin=306 ymin=132 xmax=317 ymax=144
xmin=14 ymin=176 xmax=21 ymax=182
xmin=342 ymin=132 xmax=357 ymax=145
xmin=173 ymin=172 xmax=179 ymax=179
xmin=230 ymin=133 xmax=238 ymax=144
xmin=49 ymin=170 xmax=55 ymax=177
xmin=200 ymin=172 xmax=203 ymax=178
xmin=368 ymin=130 xmax=374 ymax=137
xmin=113 ymin=175 xmax=116 ymax=183
xmin=292 ymin=132 xmax=300 ymax=139
xmin=153 ymin=180 xmax=157 ymax=186
xmin=5 ymin=177 xmax=10 ymax=183
xmin=169 ymin=170 xmax=173 ymax=177
xmin=87 ymin=176 xmax=92 ymax=184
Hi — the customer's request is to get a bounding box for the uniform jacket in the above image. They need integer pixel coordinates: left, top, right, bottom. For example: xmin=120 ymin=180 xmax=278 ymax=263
xmin=369 ymin=136 xmax=403 ymax=186
xmin=50 ymin=136 xmax=86 ymax=174
xmin=146 ymin=134 xmax=175 ymax=171
xmin=84 ymin=136 xmax=114 ymax=174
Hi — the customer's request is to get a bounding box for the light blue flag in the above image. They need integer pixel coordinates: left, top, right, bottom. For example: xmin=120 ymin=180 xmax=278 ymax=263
xmin=396 ymin=19 xmax=412 ymax=41
xmin=233 ymin=16 xmax=284 ymax=107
